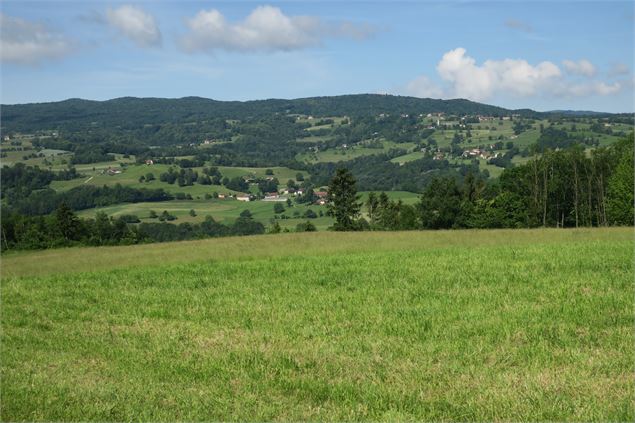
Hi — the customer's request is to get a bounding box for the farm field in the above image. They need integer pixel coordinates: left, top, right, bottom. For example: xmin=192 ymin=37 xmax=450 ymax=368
xmin=389 ymin=150 xmax=426 ymax=164
xmin=74 ymin=191 xmax=420 ymax=229
xmin=76 ymin=198 xmax=332 ymax=230
xmin=49 ymin=164 xmax=307 ymax=198
xmin=296 ymin=141 xmax=415 ymax=163
xmin=1 ymin=228 xmax=633 ymax=420
xmin=358 ymin=190 xmax=420 ymax=205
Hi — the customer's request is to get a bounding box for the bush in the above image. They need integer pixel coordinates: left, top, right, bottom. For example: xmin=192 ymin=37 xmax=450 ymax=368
xmin=303 ymin=209 xmax=317 ymax=219
xmin=296 ymin=221 xmax=317 ymax=232
xmin=118 ymin=214 xmax=141 ymax=223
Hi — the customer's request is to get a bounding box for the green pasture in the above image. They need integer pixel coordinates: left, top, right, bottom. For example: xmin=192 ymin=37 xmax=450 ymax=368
xmin=50 ymin=164 xmax=306 ymax=197
xmin=76 ymin=198 xmax=331 ymax=230
xmin=297 ymin=141 xmax=415 ymax=163
xmin=1 ymin=228 xmax=632 ymax=420
xmin=358 ymin=190 xmax=420 ymax=205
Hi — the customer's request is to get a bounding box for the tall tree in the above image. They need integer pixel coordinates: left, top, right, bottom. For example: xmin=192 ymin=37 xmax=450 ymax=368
xmin=327 ymin=168 xmax=361 ymax=231
xmin=417 ymin=177 xmax=462 ymax=229
xmin=365 ymin=192 xmax=379 ymax=225
xmin=55 ymin=202 xmax=82 ymax=241
xmin=606 ymin=135 xmax=634 ymax=225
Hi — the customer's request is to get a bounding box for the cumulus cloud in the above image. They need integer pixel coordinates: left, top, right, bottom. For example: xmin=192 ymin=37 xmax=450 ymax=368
xmin=106 ymin=5 xmax=161 ymax=47
xmin=562 ymin=59 xmax=596 ymax=77
xmin=180 ymin=5 xmax=376 ymax=53
xmin=404 ymin=48 xmax=623 ymax=101
xmin=0 ymin=13 xmax=74 ymax=65
xmin=436 ymin=47 xmax=561 ymax=101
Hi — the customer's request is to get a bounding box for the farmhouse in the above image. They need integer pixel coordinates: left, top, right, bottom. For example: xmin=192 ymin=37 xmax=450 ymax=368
xmin=462 ymin=148 xmax=489 ymax=159
xmin=264 ymin=193 xmax=285 ymax=201
xmin=105 ymin=167 xmax=122 ymax=175
xmin=236 ymin=195 xmax=251 ymax=202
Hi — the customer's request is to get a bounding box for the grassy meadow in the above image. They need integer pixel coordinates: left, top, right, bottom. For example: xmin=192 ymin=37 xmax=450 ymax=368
xmin=76 ymin=198 xmax=332 ymax=230
xmin=296 ymin=141 xmax=417 ymax=163
xmin=1 ymin=228 xmax=633 ymax=420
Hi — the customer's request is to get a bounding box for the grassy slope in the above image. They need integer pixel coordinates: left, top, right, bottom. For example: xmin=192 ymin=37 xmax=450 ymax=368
xmin=1 ymin=229 xmax=633 ymax=421
xmin=296 ymin=141 xmax=415 ymax=163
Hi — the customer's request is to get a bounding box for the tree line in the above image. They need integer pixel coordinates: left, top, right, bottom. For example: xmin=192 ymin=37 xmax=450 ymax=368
xmin=1 ymin=204 xmax=265 ymax=250
xmin=327 ymin=134 xmax=634 ymax=230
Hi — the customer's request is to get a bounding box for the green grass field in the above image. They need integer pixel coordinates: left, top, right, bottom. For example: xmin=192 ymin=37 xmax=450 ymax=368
xmin=76 ymin=198 xmax=332 ymax=230
xmin=49 ymin=164 xmax=306 ymax=197
xmin=296 ymin=141 xmax=416 ymax=163
xmin=358 ymin=190 xmax=420 ymax=205
xmin=1 ymin=228 xmax=633 ymax=420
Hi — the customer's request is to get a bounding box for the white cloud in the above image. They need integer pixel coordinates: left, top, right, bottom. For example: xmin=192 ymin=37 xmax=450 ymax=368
xmin=436 ymin=47 xmax=561 ymax=101
xmin=562 ymin=59 xmax=596 ymax=77
xmin=106 ymin=5 xmax=161 ymax=47
xmin=0 ymin=13 xmax=74 ymax=65
xmin=403 ymin=48 xmax=622 ymax=101
xmin=180 ymin=5 xmax=376 ymax=53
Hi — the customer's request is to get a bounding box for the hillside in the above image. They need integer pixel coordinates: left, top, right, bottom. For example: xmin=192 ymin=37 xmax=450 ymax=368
xmin=1 ymin=94 xmax=536 ymax=133
xmin=1 ymin=228 xmax=633 ymax=420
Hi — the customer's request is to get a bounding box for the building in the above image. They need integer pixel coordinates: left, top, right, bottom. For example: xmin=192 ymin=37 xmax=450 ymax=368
xmin=106 ymin=167 xmax=122 ymax=175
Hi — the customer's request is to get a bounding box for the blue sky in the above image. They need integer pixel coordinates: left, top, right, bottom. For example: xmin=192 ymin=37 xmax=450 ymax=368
xmin=1 ymin=1 xmax=633 ymax=112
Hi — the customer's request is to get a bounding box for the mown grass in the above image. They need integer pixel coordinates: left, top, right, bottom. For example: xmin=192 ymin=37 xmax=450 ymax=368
xmin=1 ymin=228 xmax=633 ymax=421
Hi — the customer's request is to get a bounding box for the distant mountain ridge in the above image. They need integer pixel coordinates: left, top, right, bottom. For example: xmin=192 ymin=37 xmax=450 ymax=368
xmin=546 ymin=110 xmax=613 ymax=116
xmin=1 ymin=94 xmax=549 ymax=133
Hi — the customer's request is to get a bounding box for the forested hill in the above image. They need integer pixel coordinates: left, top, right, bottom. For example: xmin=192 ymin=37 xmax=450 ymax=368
xmin=2 ymin=94 xmax=538 ymax=132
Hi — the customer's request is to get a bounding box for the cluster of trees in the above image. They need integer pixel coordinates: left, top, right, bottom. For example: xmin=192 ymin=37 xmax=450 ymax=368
xmin=1 ymin=204 xmax=265 ymax=250
xmin=71 ymin=145 xmax=114 ymax=164
xmin=308 ymin=152 xmax=482 ymax=193
xmin=9 ymin=184 xmax=173 ymax=215
xmin=1 ymin=163 xmax=80 ymax=200
xmin=159 ymin=167 xmax=200 ymax=186
xmin=224 ymin=176 xmax=249 ymax=192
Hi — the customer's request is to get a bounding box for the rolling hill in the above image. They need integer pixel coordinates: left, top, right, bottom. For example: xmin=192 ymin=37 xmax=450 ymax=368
xmin=1 ymin=94 xmax=543 ymax=133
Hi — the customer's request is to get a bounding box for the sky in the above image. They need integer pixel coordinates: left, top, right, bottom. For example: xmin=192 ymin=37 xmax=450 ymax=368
xmin=1 ymin=0 xmax=634 ymax=112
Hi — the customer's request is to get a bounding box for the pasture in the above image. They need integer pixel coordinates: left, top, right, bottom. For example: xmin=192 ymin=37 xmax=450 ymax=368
xmin=296 ymin=141 xmax=416 ymax=163
xmin=76 ymin=198 xmax=332 ymax=230
xmin=1 ymin=228 xmax=633 ymax=420
xmin=49 ymin=164 xmax=307 ymax=198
